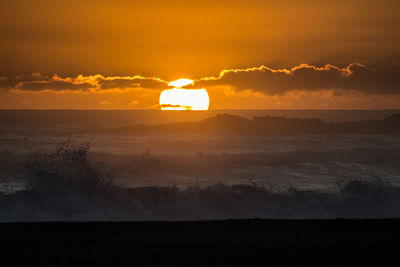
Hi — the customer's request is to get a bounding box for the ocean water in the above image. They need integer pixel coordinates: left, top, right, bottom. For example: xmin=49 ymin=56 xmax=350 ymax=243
xmin=0 ymin=110 xmax=400 ymax=192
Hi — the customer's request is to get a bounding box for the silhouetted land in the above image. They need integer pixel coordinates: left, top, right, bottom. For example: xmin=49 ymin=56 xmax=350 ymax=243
xmin=87 ymin=113 xmax=400 ymax=134
xmin=1 ymin=219 xmax=400 ymax=266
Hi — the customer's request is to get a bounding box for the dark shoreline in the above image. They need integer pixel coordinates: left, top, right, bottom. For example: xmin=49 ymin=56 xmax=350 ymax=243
xmin=2 ymin=219 xmax=400 ymax=266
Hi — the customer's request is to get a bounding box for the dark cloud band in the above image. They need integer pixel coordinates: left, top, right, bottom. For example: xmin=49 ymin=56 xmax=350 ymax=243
xmin=193 ymin=63 xmax=400 ymax=95
xmin=1 ymin=63 xmax=399 ymax=95
xmin=1 ymin=74 xmax=168 ymax=92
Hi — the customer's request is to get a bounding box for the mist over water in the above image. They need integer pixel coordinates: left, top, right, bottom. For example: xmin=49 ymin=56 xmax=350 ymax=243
xmin=0 ymin=110 xmax=399 ymax=220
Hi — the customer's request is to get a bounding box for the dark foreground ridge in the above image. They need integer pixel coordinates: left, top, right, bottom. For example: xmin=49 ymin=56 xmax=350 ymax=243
xmin=1 ymin=219 xmax=400 ymax=266
xmin=87 ymin=112 xmax=400 ymax=134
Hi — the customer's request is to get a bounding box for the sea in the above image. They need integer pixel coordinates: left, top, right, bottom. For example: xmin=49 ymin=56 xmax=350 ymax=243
xmin=1 ymin=109 xmax=400 ymax=193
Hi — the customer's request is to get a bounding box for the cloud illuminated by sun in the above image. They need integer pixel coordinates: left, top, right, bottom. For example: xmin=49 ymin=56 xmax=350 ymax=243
xmin=168 ymin=79 xmax=194 ymax=88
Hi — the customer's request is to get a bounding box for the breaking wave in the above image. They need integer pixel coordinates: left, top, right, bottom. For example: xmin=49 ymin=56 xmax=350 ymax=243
xmin=0 ymin=141 xmax=400 ymax=221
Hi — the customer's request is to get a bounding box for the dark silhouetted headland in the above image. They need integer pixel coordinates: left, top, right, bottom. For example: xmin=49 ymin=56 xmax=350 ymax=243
xmin=86 ymin=113 xmax=400 ymax=134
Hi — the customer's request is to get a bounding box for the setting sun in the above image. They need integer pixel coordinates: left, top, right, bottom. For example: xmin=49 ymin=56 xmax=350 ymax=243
xmin=160 ymin=79 xmax=209 ymax=110
xmin=160 ymin=88 xmax=209 ymax=110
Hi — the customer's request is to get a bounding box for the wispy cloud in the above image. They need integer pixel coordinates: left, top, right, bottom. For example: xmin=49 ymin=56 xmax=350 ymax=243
xmin=129 ymin=100 xmax=139 ymax=105
xmin=99 ymin=100 xmax=113 ymax=105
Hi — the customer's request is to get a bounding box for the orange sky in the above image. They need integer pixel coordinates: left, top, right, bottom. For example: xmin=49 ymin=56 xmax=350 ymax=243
xmin=0 ymin=0 xmax=399 ymax=109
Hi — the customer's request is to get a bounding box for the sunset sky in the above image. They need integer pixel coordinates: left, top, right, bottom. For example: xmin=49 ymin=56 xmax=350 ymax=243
xmin=0 ymin=0 xmax=399 ymax=109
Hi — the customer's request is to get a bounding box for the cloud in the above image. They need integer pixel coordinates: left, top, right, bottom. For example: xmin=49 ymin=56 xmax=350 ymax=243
xmin=14 ymin=75 xmax=94 ymax=92
xmin=2 ymin=63 xmax=400 ymax=96
xmin=159 ymin=104 xmax=193 ymax=110
xmin=4 ymin=74 xmax=168 ymax=93
xmin=192 ymin=63 xmax=400 ymax=95
xmin=96 ymin=75 xmax=168 ymax=91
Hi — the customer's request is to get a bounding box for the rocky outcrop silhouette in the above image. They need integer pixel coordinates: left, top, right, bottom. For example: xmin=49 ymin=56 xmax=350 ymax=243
xmin=88 ymin=113 xmax=400 ymax=134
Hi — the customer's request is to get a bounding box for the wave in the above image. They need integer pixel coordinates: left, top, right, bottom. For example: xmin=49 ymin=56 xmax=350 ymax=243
xmin=0 ymin=141 xmax=400 ymax=221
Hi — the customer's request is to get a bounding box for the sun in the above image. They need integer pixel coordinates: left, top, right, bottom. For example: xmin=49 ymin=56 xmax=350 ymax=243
xmin=160 ymin=79 xmax=209 ymax=110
